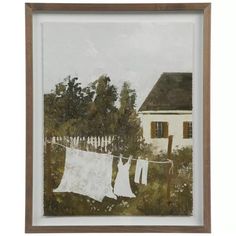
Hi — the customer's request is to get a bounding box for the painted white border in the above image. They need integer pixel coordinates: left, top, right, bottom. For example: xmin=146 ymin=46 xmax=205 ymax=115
xmin=32 ymin=11 xmax=203 ymax=226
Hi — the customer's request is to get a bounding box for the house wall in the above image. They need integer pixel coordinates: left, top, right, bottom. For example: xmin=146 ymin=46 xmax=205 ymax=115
xmin=139 ymin=112 xmax=192 ymax=154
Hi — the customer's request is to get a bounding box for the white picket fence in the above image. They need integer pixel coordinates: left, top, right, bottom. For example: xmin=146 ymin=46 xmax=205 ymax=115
xmin=51 ymin=136 xmax=115 ymax=152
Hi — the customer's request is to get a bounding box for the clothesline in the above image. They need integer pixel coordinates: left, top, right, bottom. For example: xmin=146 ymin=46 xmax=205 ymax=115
xmin=47 ymin=141 xmax=174 ymax=174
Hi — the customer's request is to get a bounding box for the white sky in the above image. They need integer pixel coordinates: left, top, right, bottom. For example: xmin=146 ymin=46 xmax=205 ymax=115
xmin=42 ymin=22 xmax=193 ymax=109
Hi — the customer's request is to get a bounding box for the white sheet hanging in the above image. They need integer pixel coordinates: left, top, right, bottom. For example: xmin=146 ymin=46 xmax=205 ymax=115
xmin=114 ymin=157 xmax=136 ymax=198
xmin=134 ymin=159 xmax=149 ymax=185
xmin=53 ymin=148 xmax=117 ymax=202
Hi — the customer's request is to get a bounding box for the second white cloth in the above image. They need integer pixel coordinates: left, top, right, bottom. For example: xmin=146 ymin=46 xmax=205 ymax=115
xmin=114 ymin=157 xmax=136 ymax=198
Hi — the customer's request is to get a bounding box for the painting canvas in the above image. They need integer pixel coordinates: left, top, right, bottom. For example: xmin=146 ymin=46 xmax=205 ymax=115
xmin=43 ymin=21 xmax=193 ymax=216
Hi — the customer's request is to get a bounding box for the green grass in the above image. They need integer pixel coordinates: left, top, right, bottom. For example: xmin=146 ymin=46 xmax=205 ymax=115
xmin=44 ymin=145 xmax=192 ymax=216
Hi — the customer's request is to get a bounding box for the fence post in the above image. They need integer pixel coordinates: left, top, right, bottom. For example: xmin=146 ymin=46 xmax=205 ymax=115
xmin=108 ymin=136 xmax=111 ymax=152
xmin=87 ymin=137 xmax=91 ymax=151
xmin=166 ymin=135 xmax=173 ymax=204
xmin=104 ymin=136 xmax=107 ymax=152
xmin=98 ymin=136 xmax=101 ymax=150
xmin=94 ymin=136 xmax=97 ymax=150
xmin=76 ymin=136 xmax=79 ymax=148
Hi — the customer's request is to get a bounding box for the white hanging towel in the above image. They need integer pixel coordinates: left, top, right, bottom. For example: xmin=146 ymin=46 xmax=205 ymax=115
xmin=134 ymin=159 xmax=149 ymax=185
xmin=54 ymin=148 xmax=117 ymax=202
xmin=114 ymin=157 xmax=136 ymax=198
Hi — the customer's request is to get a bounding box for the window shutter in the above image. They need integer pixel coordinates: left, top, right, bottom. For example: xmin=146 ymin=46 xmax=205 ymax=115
xmin=163 ymin=122 xmax=168 ymax=138
xmin=189 ymin=122 xmax=192 ymax=138
xmin=183 ymin=122 xmax=188 ymax=138
xmin=151 ymin=122 xmax=157 ymax=138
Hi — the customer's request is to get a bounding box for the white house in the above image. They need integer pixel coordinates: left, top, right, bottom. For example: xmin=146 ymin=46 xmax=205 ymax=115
xmin=138 ymin=73 xmax=192 ymax=154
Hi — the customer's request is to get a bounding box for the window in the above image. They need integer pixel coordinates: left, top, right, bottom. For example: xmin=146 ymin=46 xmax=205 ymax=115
xmin=183 ymin=121 xmax=192 ymax=138
xmin=151 ymin=121 xmax=168 ymax=138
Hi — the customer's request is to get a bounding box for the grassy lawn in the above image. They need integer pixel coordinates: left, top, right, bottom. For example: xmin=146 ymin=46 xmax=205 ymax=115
xmin=44 ymin=145 xmax=192 ymax=216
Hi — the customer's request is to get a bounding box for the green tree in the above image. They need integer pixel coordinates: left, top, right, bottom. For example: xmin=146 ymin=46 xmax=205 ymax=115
xmin=115 ymin=82 xmax=143 ymax=155
xmin=44 ymin=93 xmax=58 ymax=137
xmin=44 ymin=76 xmax=94 ymax=137
xmin=55 ymin=76 xmax=94 ymax=121
xmin=87 ymin=74 xmax=118 ymax=136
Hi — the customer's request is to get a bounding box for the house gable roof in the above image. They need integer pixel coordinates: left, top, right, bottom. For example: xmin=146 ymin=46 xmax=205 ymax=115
xmin=139 ymin=72 xmax=192 ymax=112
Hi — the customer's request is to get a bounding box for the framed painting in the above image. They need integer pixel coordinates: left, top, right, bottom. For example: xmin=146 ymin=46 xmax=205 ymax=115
xmin=25 ymin=3 xmax=211 ymax=233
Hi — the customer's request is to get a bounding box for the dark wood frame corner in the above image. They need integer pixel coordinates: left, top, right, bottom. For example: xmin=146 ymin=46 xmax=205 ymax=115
xmin=25 ymin=3 xmax=211 ymax=233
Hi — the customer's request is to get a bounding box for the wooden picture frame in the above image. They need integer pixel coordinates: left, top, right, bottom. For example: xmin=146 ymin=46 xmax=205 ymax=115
xmin=25 ymin=3 xmax=211 ymax=233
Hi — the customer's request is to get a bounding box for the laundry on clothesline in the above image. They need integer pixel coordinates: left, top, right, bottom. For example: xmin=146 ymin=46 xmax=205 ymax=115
xmin=134 ymin=158 xmax=149 ymax=185
xmin=114 ymin=156 xmax=136 ymax=198
xmin=54 ymin=147 xmax=117 ymax=202
xmin=50 ymin=141 xmax=174 ymax=202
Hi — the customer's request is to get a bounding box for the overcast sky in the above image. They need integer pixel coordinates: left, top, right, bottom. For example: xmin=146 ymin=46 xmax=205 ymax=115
xmin=42 ymin=22 xmax=193 ymax=109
